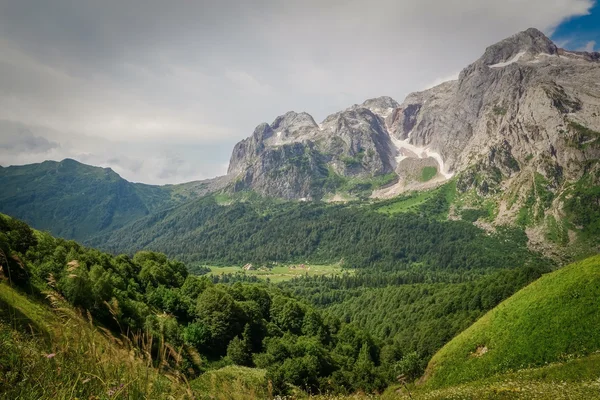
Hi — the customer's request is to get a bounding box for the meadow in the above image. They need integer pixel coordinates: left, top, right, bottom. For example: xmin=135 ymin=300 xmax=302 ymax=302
xmin=204 ymin=263 xmax=351 ymax=282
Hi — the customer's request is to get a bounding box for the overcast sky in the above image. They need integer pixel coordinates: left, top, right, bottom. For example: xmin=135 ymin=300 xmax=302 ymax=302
xmin=0 ymin=0 xmax=598 ymax=184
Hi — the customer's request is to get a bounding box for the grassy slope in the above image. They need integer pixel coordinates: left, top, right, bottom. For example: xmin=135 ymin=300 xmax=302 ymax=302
xmin=423 ymin=255 xmax=600 ymax=389
xmin=0 ymin=282 xmax=192 ymax=399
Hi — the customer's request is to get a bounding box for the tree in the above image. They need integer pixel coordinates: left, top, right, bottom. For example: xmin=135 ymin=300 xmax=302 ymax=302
xmin=394 ymin=351 xmax=423 ymax=382
xmin=271 ymin=296 xmax=305 ymax=334
xmin=196 ymin=287 xmax=245 ymax=356
xmin=227 ymin=328 xmax=253 ymax=366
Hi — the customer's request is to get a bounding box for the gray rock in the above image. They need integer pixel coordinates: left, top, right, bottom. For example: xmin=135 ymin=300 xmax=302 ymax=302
xmin=226 ymin=28 xmax=600 ymax=203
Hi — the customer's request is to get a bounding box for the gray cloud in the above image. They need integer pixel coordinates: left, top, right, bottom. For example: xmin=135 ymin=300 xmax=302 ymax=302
xmin=0 ymin=124 xmax=59 ymax=154
xmin=0 ymin=0 xmax=594 ymax=183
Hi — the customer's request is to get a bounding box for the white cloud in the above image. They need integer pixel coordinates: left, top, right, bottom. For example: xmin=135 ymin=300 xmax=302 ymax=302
xmin=580 ymin=40 xmax=597 ymax=52
xmin=0 ymin=0 xmax=594 ymax=183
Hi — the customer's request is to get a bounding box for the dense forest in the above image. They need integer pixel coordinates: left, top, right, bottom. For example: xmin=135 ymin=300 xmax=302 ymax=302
xmin=0 ymin=211 xmax=553 ymax=395
xmin=91 ymin=186 xmax=544 ymax=275
xmin=1 ymin=214 xmax=411 ymax=395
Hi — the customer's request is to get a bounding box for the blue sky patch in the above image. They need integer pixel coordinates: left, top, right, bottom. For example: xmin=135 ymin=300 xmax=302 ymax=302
xmin=553 ymin=1 xmax=600 ymax=51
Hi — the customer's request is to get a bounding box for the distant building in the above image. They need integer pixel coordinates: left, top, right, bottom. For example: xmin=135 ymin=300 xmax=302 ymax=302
xmin=243 ymin=263 xmax=254 ymax=271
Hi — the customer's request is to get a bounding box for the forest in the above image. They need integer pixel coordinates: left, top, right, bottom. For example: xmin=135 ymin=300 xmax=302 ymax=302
xmin=0 ymin=214 xmax=409 ymax=395
xmin=0 ymin=195 xmax=554 ymax=395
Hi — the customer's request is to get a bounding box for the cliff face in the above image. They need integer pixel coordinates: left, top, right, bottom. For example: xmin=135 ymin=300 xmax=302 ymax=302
xmin=390 ymin=28 xmax=600 ymax=191
xmin=227 ymin=101 xmax=398 ymax=199
xmin=227 ymin=28 xmax=600 ymax=201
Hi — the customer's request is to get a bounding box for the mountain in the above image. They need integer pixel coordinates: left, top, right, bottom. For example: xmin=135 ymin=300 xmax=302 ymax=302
xmin=226 ymin=28 xmax=600 ymax=205
xmin=0 ymin=159 xmax=228 ymax=240
xmin=227 ymin=98 xmax=399 ymax=200
xmin=1 ymin=28 xmax=599 ymax=251
xmin=422 ymin=254 xmax=600 ymax=390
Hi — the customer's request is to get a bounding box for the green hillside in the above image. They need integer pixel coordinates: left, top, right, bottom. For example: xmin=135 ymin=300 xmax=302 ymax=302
xmin=0 ymin=159 xmax=176 ymax=240
xmin=0 ymin=214 xmax=400 ymax=397
xmin=423 ymin=255 xmax=600 ymax=389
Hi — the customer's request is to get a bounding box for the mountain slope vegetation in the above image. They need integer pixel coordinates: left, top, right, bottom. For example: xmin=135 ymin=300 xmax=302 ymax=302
xmin=0 ymin=213 xmax=406 ymax=396
xmin=0 ymin=159 xmax=229 ymax=242
xmin=0 ymin=159 xmax=173 ymax=240
xmin=423 ymin=255 xmax=600 ymax=389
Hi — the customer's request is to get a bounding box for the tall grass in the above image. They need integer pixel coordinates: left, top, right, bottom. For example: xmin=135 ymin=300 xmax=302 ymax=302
xmin=0 ymin=282 xmax=193 ymax=399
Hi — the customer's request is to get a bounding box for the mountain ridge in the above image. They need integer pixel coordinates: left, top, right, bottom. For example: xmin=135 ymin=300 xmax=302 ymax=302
xmin=0 ymin=27 xmax=599 ymax=253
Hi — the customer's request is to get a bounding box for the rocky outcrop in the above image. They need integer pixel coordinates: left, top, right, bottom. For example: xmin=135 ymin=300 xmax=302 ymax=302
xmin=227 ymin=101 xmax=398 ymax=199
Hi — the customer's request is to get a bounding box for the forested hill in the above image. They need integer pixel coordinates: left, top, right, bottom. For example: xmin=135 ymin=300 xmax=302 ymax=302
xmin=0 ymin=212 xmax=428 ymax=395
xmin=91 ymin=185 xmax=547 ymax=275
xmin=0 ymin=159 xmax=227 ymax=241
xmin=0 ymin=159 xmax=169 ymax=239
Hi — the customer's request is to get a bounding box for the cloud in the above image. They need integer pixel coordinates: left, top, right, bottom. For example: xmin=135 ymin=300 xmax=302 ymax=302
xmin=579 ymin=40 xmax=597 ymax=51
xmin=0 ymin=0 xmax=595 ymax=183
xmin=0 ymin=128 xmax=59 ymax=154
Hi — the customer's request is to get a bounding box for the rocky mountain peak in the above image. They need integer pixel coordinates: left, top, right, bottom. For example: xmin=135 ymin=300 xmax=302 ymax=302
xmin=226 ymin=27 xmax=599 ymax=203
xmin=271 ymin=111 xmax=318 ymax=134
xmin=348 ymin=96 xmax=400 ymax=118
xmin=477 ymin=27 xmax=558 ymax=67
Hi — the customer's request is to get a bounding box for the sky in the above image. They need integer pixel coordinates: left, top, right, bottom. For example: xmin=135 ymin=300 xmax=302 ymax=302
xmin=0 ymin=0 xmax=598 ymax=185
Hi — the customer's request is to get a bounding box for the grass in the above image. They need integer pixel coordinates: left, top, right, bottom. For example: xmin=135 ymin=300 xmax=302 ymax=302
xmin=327 ymin=172 xmax=398 ymax=199
xmin=190 ymin=365 xmax=269 ymax=399
xmin=545 ymin=215 xmax=569 ymax=246
xmin=375 ymin=190 xmax=437 ymax=215
xmin=420 ymin=167 xmax=438 ymax=182
xmin=0 ymin=282 xmax=193 ymax=399
xmin=390 ymin=353 xmax=600 ymax=399
xmin=567 ymin=121 xmax=600 ymax=149
xmin=304 ymin=353 xmax=600 ymax=399
xmin=203 ymin=264 xmax=351 ymax=283
xmin=423 ymin=255 xmax=600 ymax=389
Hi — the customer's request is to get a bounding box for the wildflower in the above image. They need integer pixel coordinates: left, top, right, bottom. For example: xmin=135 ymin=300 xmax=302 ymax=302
xmin=46 ymin=353 xmax=56 ymax=359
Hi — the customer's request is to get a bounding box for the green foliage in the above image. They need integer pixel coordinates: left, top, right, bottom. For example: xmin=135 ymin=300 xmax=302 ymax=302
xmin=425 ymin=255 xmax=600 ymax=389
xmin=340 ymin=150 xmax=365 ymax=168
xmin=0 ymin=159 xmax=182 ymax=241
xmin=0 ymin=216 xmax=402 ymax=395
xmin=395 ymin=351 xmax=424 ymax=381
xmin=564 ymin=178 xmax=600 ymax=237
xmin=314 ymin=264 xmax=549 ymax=379
xmin=566 ymin=121 xmax=600 ymax=149
xmin=460 ymin=208 xmax=490 ymax=223
xmin=516 ymin=173 xmax=555 ymax=227
xmin=0 ymin=215 xmax=36 ymax=286
xmin=320 ymin=170 xmax=398 ymax=199
xmin=190 ymin=365 xmax=268 ymax=400
xmin=492 ymin=105 xmax=507 ymax=116
xmin=0 ymin=283 xmax=191 ymax=400
xmin=545 ymin=215 xmax=569 ymax=246
xmin=400 ymin=353 xmax=600 ymax=399
xmin=227 ymin=328 xmax=253 ymax=366
xmin=420 ymin=166 xmax=438 ymax=182
xmin=375 ymin=189 xmax=437 ymax=214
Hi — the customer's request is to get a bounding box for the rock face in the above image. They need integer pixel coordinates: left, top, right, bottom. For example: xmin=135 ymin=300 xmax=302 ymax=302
xmin=227 ymin=28 xmax=600 ymax=201
xmin=389 ymin=28 xmax=600 ymax=196
xmin=228 ymin=104 xmax=397 ymax=199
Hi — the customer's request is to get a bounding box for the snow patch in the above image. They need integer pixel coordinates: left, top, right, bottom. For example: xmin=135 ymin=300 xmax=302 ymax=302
xmin=276 ymin=131 xmax=282 ymax=138
xmin=563 ymin=51 xmax=584 ymax=58
xmin=489 ymin=51 xmax=526 ymax=68
xmin=390 ymin=135 xmax=454 ymax=179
